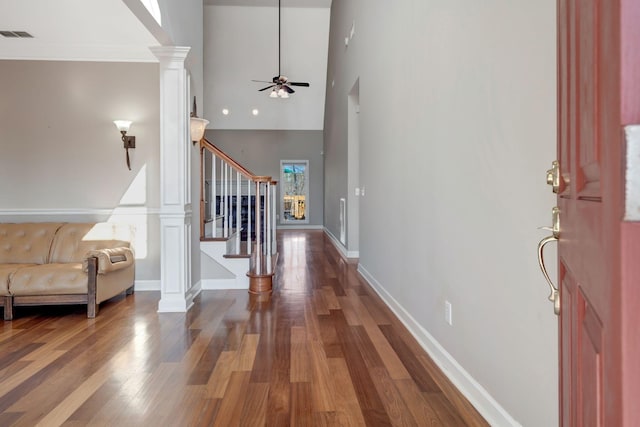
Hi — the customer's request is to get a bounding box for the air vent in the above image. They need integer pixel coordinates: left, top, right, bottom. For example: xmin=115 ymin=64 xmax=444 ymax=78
xmin=0 ymin=31 xmax=33 ymax=38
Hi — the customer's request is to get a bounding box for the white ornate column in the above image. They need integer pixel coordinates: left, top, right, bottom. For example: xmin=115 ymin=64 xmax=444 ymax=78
xmin=151 ymin=46 xmax=195 ymax=312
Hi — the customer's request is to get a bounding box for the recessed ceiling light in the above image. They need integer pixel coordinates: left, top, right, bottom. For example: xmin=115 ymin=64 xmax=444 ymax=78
xmin=222 ymin=108 xmax=229 ymax=115
xmin=252 ymin=109 xmax=259 ymax=116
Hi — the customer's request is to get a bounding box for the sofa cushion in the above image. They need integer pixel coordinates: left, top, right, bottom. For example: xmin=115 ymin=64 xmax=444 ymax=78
xmin=49 ymin=223 xmax=133 ymax=264
xmin=0 ymin=223 xmax=64 ymax=264
xmin=9 ymin=263 xmax=87 ymax=296
xmin=0 ymin=264 xmax=36 ymax=296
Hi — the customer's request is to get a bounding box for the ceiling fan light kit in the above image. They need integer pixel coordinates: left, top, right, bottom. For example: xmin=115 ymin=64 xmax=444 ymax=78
xmin=253 ymin=0 xmax=310 ymax=99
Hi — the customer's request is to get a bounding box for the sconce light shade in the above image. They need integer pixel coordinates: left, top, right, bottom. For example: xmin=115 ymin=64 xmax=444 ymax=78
xmin=190 ymin=117 xmax=209 ymax=143
xmin=113 ymin=120 xmax=132 ymax=133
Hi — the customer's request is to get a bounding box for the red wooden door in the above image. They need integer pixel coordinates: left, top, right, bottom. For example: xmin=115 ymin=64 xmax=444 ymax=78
xmin=554 ymin=0 xmax=640 ymax=425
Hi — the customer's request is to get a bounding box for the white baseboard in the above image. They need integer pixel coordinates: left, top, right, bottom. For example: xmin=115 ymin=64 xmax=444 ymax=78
xmin=201 ymin=278 xmax=248 ymax=290
xmin=155 ymin=281 xmax=201 ymax=313
xmin=157 ymin=295 xmax=194 ymax=313
xmin=134 ymin=280 xmax=160 ymax=291
xmin=357 ymin=264 xmax=521 ymax=427
xmin=323 ymin=227 xmax=359 ymax=259
xmin=188 ymin=280 xmax=202 ymax=302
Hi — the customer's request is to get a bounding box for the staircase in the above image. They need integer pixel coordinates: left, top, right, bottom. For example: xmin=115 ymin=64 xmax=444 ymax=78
xmin=198 ymin=138 xmax=277 ymax=293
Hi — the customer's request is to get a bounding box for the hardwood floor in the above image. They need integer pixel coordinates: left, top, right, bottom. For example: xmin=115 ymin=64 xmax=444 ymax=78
xmin=0 ymin=230 xmax=488 ymax=426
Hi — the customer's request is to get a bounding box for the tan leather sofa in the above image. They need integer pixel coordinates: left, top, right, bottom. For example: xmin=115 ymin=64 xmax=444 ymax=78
xmin=0 ymin=222 xmax=135 ymax=320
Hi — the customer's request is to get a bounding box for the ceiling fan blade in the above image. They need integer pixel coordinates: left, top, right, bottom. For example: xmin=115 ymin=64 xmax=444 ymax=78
xmin=289 ymin=82 xmax=310 ymax=87
xmin=252 ymin=79 xmax=274 ymax=83
xmin=259 ymin=85 xmax=276 ymax=91
xmin=283 ymin=85 xmax=295 ymax=94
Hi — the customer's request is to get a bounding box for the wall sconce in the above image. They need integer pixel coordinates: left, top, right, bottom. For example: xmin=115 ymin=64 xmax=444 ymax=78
xmin=113 ymin=120 xmax=136 ymax=170
xmin=190 ymin=97 xmax=209 ymax=145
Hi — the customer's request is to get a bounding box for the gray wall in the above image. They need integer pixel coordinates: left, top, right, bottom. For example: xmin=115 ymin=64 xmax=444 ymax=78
xmin=205 ymin=129 xmax=324 ymax=227
xmin=324 ymin=1 xmax=558 ymax=426
xmin=0 ymin=60 xmax=161 ymax=281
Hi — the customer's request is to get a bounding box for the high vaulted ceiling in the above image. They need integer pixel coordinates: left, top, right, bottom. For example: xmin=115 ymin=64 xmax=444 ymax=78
xmin=203 ymin=4 xmax=330 ymax=130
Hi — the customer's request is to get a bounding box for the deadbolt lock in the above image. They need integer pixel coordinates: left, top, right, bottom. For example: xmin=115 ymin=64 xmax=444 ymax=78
xmin=546 ymin=161 xmax=560 ymax=194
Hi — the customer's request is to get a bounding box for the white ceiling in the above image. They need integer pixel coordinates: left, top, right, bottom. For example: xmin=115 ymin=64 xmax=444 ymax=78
xmin=0 ymin=0 xmax=159 ymax=62
xmin=203 ymin=5 xmax=330 ymax=130
xmin=0 ymin=0 xmax=330 ymax=130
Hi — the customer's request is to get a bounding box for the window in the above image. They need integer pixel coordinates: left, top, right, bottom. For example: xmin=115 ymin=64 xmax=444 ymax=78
xmin=281 ymin=160 xmax=309 ymax=224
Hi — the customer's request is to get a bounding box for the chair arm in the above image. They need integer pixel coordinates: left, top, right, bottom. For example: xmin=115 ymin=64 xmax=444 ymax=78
xmin=83 ymin=247 xmax=134 ymax=274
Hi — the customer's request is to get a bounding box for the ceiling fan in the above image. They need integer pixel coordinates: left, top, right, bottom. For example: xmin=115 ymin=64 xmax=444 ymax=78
xmin=252 ymin=0 xmax=310 ymax=98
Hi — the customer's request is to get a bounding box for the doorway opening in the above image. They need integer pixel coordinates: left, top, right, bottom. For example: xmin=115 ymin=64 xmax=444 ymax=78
xmin=280 ymin=160 xmax=309 ymax=224
xmin=347 ymin=78 xmax=360 ymax=254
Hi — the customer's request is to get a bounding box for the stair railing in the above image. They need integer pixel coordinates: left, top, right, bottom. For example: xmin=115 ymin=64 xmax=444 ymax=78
xmin=199 ymin=138 xmax=277 ymax=292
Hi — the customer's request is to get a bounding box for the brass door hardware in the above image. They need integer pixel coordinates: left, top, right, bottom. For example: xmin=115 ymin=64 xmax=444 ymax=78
xmin=538 ymin=207 xmax=560 ymax=315
xmin=546 ymin=161 xmax=560 ymax=193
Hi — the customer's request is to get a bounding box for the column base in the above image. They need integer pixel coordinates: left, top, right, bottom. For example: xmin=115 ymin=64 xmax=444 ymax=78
xmin=247 ymin=273 xmax=274 ymax=294
xmin=157 ymin=294 xmax=194 ymax=313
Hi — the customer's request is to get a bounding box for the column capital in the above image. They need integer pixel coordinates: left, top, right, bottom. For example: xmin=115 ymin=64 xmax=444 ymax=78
xmin=150 ymin=46 xmax=191 ymax=68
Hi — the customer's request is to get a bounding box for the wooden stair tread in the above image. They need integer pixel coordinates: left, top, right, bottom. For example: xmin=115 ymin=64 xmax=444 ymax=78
xmin=200 ymin=237 xmax=229 ymax=242
xmin=223 ymin=253 xmax=251 ymax=259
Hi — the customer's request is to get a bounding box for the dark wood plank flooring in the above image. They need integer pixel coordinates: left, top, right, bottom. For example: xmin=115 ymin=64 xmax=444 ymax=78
xmin=0 ymin=230 xmax=488 ymax=426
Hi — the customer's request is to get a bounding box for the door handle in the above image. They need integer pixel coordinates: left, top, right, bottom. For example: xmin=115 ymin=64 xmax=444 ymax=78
xmin=538 ymin=235 xmax=560 ymax=315
xmin=546 ymin=160 xmax=560 ymax=193
xmin=537 ymin=207 xmax=560 ymax=315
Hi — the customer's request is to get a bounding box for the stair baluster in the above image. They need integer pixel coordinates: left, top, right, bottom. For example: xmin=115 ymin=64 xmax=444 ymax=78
xmin=199 ymin=138 xmax=277 ymax=293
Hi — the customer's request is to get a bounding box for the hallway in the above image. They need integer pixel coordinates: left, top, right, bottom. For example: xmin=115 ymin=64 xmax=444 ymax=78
xmin=0 ymin=230 xmax=487 ymax=426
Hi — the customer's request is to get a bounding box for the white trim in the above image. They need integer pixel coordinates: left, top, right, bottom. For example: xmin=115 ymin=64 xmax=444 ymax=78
xmin=159 ymin=212 xmax=193 ymax=221
xmin=357 ymin=264 xmax=521 ymax=427
xmin=156 ymin=280 xmax=199 ymax=313
xmin=339 ymin=197 xmax=346 ymax=245
xmin=624 ymin=125 xmax=640 ymax=221
xmin=188 ymin=280 xmax=202 ymax=302
xmin=324 ymin=227 xmax=359 ymax=259
xmin=0 ymin=207 xmax=161 ymax=216
xmin=134 ymin=280 xmax=161 ymax=291
xmin=0 ymin=45 xmax=158 ymax=63
xmin=278 ymin=224 xmax=324 ymax=230
xmin=157 ymin=295 xmax=193 ymax=313
xmin=201 ymin=278 xmax=248 ymax=290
